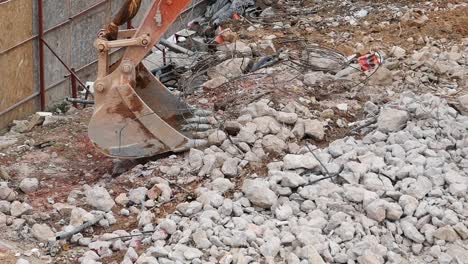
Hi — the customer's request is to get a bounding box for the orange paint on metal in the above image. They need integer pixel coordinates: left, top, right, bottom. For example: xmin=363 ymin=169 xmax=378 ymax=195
xmin=88 ymin=0 xmax=194 ymax=158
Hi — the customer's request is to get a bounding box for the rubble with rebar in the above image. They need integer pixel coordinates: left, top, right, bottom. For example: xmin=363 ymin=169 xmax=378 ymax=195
xmin=1 ymin=0 xmax=468 ymax=263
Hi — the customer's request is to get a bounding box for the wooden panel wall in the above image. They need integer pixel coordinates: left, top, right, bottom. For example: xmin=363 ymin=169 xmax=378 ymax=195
xmin=0 ymin=0 xmax=36 ymax=129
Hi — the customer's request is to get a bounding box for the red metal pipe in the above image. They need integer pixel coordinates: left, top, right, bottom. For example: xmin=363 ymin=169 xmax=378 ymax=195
xmin=38 ymin=0 xmax=46 ymax=111
xmin=70 ymin=68 xmax=78 ymax=108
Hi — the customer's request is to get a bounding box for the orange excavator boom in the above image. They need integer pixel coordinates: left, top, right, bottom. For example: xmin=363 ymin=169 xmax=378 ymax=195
xmin=88 ymin=0 xmax=208 ymax=159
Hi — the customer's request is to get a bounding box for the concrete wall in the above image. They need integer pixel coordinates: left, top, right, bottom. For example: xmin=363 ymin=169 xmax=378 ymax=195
xmin=0 ymin=0 xmax=206 ymax=130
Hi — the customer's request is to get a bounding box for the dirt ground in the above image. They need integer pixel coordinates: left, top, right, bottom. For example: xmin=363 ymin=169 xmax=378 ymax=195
xmin=0 ymin=1 xmax=466 ymax=263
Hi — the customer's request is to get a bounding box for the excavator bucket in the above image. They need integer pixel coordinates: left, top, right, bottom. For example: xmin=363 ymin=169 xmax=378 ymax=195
xmin=88 ymin=0 xmax=204 ymax=158
xmin=88 ymin=65 xmax=196 ymax=158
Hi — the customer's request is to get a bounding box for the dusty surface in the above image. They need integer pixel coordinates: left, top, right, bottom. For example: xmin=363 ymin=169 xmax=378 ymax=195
xmin=0 ymin=0 xmax=467 ymax=263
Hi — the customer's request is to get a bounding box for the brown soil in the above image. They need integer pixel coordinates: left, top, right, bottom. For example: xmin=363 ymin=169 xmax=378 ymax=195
xmin=0 ymin=1 xmax=466 ymax=263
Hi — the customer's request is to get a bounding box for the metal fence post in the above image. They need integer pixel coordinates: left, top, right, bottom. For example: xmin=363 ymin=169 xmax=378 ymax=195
xmin=70 ymin=68 xmax=78 ymax=108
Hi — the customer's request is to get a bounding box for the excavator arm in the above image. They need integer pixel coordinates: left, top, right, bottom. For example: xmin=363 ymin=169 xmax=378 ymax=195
xmin=100 ymin=0 xmax=143 ymax=41
xmin=88 ymin=0 xmax=209 ymax=159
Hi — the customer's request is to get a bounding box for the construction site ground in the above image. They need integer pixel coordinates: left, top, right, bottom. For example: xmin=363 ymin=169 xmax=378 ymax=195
xmin=0 ymin=0 xmax=467 ymax=263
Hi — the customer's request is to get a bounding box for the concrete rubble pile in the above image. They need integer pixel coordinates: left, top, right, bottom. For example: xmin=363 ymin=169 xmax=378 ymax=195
xmin=4 ymin=92 xmax=468 ymax=263
xmin=71 ymin=92 xmax=468 ymax=264
xmin=0 ymin=0 xmax=467 ymax=264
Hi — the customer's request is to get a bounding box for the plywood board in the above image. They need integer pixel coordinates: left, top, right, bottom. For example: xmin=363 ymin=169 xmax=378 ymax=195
xmin=0 ymin=44 xmax=35 ymax=112
xmin=0 ymin=0 xmax=35 ymax=120
xmin=0 ymin=0 xmax=33 ymax=50
xmin=0 ymin=99 xmax=40 ymax=130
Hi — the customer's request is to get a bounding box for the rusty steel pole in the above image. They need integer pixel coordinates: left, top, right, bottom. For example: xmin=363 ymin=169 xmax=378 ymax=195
xmin=38 ymin=0 xmax=46 ymax=110
xmin=70 ymin=68 xmax=78 ymax=108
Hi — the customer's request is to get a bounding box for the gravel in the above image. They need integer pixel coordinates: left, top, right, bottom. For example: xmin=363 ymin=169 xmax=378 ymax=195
xmin=2 ymin=34 xmax=467 ymax=263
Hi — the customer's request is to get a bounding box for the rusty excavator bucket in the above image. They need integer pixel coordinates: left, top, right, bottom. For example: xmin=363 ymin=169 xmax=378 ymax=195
xmin=88 ymin=0 xmax=206 ymax=158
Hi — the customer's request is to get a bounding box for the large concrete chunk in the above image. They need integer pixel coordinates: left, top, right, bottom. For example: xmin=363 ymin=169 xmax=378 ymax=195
xmin=85 ymin=186 xmax=115 ymax=212
xmin=208 ymin=58 xmax=252 ymax=79
xmin=283 ymin=153 xmax=320 ymax=170
xmin=242 ymin=179 xmax=277 ymax=208
xmin=377 ymin=108 xmax=409 ymax=133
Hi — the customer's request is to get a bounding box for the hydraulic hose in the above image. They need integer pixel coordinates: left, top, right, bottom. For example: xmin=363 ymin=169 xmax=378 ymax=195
xmin=101 ymin=0 xmax=143 ymax=40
